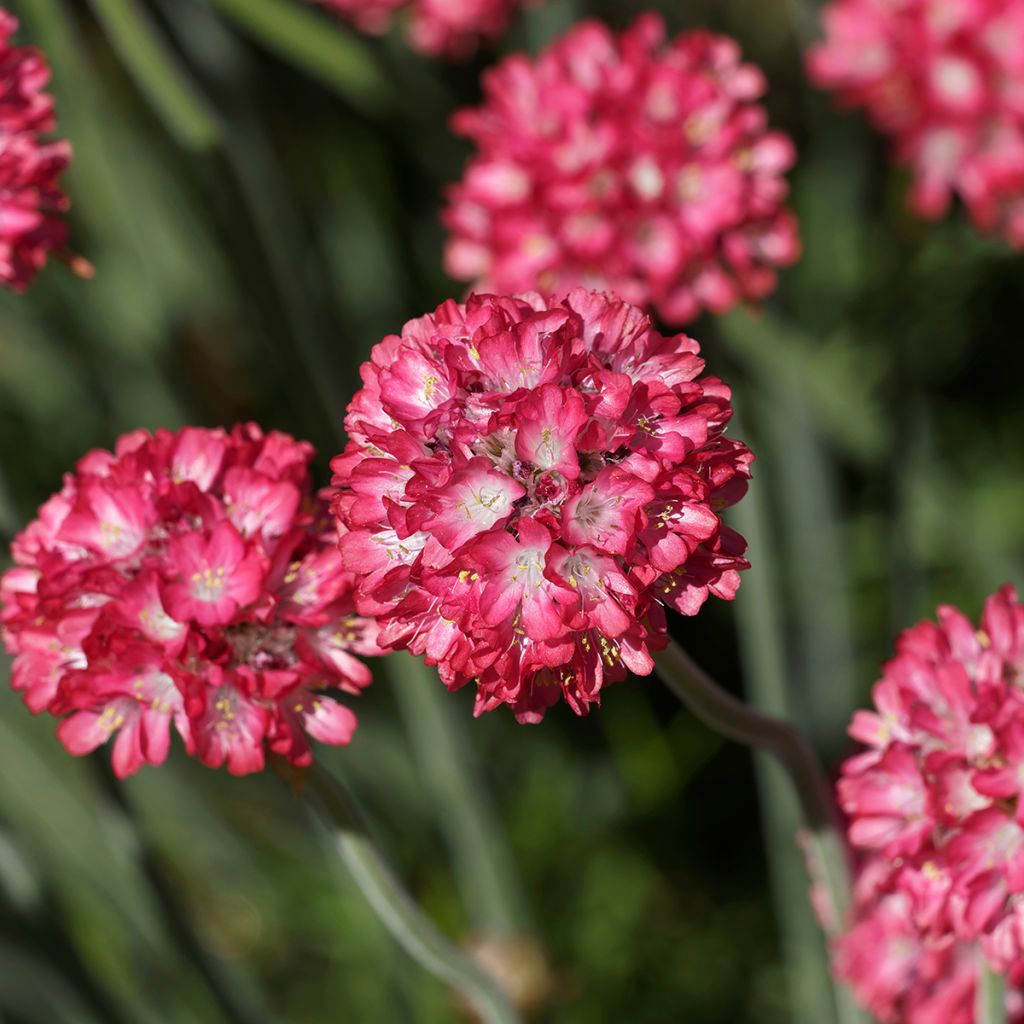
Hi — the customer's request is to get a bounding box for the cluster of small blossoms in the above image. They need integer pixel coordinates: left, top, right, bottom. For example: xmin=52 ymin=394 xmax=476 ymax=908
xmin=310 ymin=0 xmax=541 ymax=59
xmin=0 ymin=425 xmax=381 ymax=777
xmin=836 ymin=585 xmax=1024 ymax=994
xmin=0 ymin=8 xmax=80 ymax=291
xmin=444 ymin=14 xmax=800 ymax=325
xmin=834 ymin=856 xmax=1024 ymax=1023
xmin=809 ymin=0 xmax=1024 ymax=246
xmin=331 ymin=289 xmax=752 ymax=723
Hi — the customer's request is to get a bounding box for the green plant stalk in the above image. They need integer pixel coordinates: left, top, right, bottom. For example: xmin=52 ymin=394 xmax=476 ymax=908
xmin=202 ymin=0 xmax=394 ymax=114
xmin=653 ymin=636 xmax=867 ymax=1024
xmin=977 ymin=962 xmax=1007 ymax=1024
xmin=306 ymin=765 xmax=522 ymax=1024
xmin=387 ymin=654 xmax=529 ymax=937
xmin=86 ymin=0 xmax=221 ymax=150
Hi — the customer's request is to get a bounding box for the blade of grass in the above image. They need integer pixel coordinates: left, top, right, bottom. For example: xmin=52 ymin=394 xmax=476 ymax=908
xmin=86 ymin=0 xmax=221 ymax=150
xmin=201 ymin=0 xmax=395 ymax=114
xmin=306 ymin=765 xmax=522 ymax=1024
xmin=386 ymin=653 xmax=530 ymax=937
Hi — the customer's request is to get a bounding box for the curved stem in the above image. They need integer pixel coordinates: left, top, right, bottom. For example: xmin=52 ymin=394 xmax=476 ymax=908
xmin=305 ymin=765 xmax=522 ymax=1024
xmin=977 ymin=961 xmax=1007 ymax=1024
xmin=652 ymin=639 xmax=852 ymax=929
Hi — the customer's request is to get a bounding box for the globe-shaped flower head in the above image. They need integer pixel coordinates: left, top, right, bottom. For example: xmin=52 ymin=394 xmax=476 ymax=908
xmin=837 ymin=586 xmax=1024 ymax=987
xmin=311 ymin=0 xmax=542 ymax=59
xmin=332 ymin=289 xmax=752 ymax=723
xmin=444 ymin=14 xmax=800 ymax=325
xmin=809 ymin=0 xmax=1024 ymax=245
xmin=1 ymin=425 xmax=382 ymax=777
xmin=0 ymin=8 xmax=83 ymax=291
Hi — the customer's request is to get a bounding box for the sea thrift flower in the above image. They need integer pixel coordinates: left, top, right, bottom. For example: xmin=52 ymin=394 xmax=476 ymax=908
xmin=837 ymin=586 xmax=1024 ymax=986
xmin=0 ymin=9 xmax=82 ymax=291
xmin=443 ymin=14 xmax=800 ymax=325
xmin=0 ymin=425 xmax=381 ymax=778
xmin=310 ymin=0 xmax=540 ymax=59
xmin=834 ymin=856 xmax=1024 ymax=1023
xmin=331 ymin=289 xmax=752 ymax=723
xmin=809 ymin=0 xmax=1024 ymax=246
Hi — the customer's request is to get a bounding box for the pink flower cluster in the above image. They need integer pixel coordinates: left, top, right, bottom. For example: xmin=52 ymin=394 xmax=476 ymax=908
xmin=835 ymin=856 xmax=1024 ymax=1023
xmin=331 ymin=289 xmax=752 ymax=723
xmin=809 ymin=0 xmax=1024 ymax=246
xmin=444 ymin=14 xmax=800 ymax=325
xmin=0 ymin=8 xmax=77 ymax=291
xmin=0 ymin=425 xmax=381 ymax=778
xmin=311 ymin=0 xmax=540 ymax=59
xmin=837 ymin=586 xmax=1024 ymax=997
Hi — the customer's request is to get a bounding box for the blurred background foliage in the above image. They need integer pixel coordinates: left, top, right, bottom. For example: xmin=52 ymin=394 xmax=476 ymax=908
xmin=1 ymin=0 xmax=1023 ymax=1021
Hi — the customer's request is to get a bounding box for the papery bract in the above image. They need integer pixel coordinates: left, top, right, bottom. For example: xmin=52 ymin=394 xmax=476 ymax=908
xmin=444 ymin=14 xmax=800 ymax=324
xmin=809 ymin=0 xmax=1024 ymax=246
xmin=1 ymin=424 xmax=382 ymax=777
xmin=332 ymin=289 xmax=752 ymax=722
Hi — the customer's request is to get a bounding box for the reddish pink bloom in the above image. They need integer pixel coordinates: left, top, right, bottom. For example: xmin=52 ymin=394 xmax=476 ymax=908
xmin=809 ymin=0 xmax=1024 ymax=246
xmin=838 ymin=586 xmax=1024 ymax=986
xmin=1 ymin=424 xmax=382 ymax=778
xmin=443 ymin=14 xmax=800 ymax=325
xmin=0 ymin=9 xmax=84 ymax=291
xmin=310 ymin=0 xmax=541 ymax=59
xmin=834 ymin=856 xmax=1024 ymax=1023
xmin=332 ymin=289 xmax=752 ymax=723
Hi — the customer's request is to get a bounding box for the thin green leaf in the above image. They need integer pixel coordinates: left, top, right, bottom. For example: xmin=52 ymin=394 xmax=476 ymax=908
xmin=86 ymin=0 xmax=221 ymax=150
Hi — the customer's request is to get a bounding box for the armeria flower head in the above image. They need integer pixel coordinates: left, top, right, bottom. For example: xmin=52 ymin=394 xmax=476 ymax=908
xmin=331 ymin=289 xmax=752 ymax=723
xmin=443 ymin=14 xmax=800 ymax=325
xmin=1 ymin=424 xmax=382 ymax=778
xmin=0 ymin=8 xmax=84 ymax=291
xmin=837 ymin=585 xmax=1024 ymax=984
xmin=809 ymin=0 xmax=1024 ymax=246
xmin=310 ymin=0 xmax=541 ymax=59
xmin=833 ymin=855 xmax=1024 ymax=1023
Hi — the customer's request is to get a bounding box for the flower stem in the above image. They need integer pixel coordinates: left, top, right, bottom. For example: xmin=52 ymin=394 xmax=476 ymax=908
xmin=305 ymin=764 xmax=523 ymax=1024
xmin=652 ymin=639 xmax=851 ymax=929
xmin=977 ymin=961 xmax=1007 ymax=1024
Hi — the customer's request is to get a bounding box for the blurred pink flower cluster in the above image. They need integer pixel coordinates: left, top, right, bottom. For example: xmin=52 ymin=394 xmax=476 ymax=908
xmin=837 ymin=586 xmax=1024 ymax=996
xmin=0 ymin=8 xmax=78 ymax=291
xmin=311 ymin=0 xmax=540 ymax=58
xmin=0 ymin=425 xmax=380 ymax=777
xmin=809 ymin=0 xmax=1024 ymax=245
xmin=835 ymin=856 xmax=1024 ymax=1023
xmin=444 ymin=14 xmax=800 ymax=325
xmin=331 ymin=288 xmax=752 ymax=723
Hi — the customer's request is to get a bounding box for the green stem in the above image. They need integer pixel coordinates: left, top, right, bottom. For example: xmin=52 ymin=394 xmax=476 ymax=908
xmin=977 ymin=962 xmax=1007 ymax=1024
xmin=306 ymin=765 xmax=522 ymax=1024
xmin=85 ymin=0 xmax=221 ymax=149
xmin=203 ymin=0 xmax=395 ymax=114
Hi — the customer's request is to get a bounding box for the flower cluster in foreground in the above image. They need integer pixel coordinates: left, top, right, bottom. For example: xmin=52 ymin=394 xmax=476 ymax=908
xmin=836 ymin=585 xmax=1024 ymax=1002
xmin=444 ymin=14 xmax=800 ymax=325
xmin=311 ymin=0 xmax=540 ymax=59
xmin=332 ymin=289 xmax=752 ymax=722
xmin=1 ymin=425 xmax=380 ymax=777
xmin=0 ymin=8 xmax=80 ymax=291
xmin=809 ymin=0 xmax=1024 ymax=246
xmin=834 ymin=856 xmax=1024 ymax=1023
